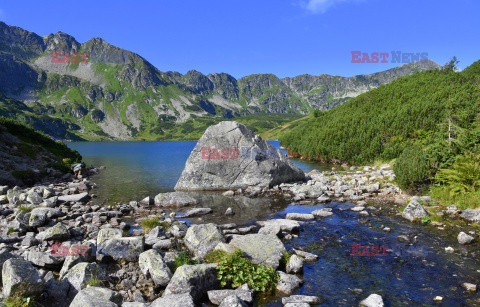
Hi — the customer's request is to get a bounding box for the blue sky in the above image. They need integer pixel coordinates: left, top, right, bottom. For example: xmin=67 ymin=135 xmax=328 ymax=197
xmin=1 ymin=0 xmax=479 ymax=78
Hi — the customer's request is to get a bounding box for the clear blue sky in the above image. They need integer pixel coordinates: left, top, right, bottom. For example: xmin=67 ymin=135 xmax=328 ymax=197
xmin=1 ymin=0 xmax=478 ymax=78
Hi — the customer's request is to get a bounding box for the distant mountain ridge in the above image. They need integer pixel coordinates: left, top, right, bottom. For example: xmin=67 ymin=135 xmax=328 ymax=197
xmin=0 ymin=21 xmax=441 ymax=140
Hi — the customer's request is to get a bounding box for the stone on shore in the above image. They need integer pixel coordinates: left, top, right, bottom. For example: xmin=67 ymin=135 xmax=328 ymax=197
xmin=69 ymin=286 xmax=123 ymax=307
xmin=174 ymin=121 xmax=305 ymax=190
xmin=229 ymin=234 xmax=286 ymax=269
xmin=58 ymin=192 xmax=90 ymax=203
xmin=2 ymin=258 xmax=45 ymax=297
xmin=219 ymin=295 xmax=248 ymax=307
xmin=311 ymin=208 xmax=333 ymax=218
xmin=402 ymin=200 xmax=429 ymax=222
xmin=138 ymin=249 xmax=172 ymax=286
xmin=461 ymin=209 xmax=480 ymax=222
xmin=286 ymin=254 xmax=304 ymax=274
xmin=97 ymin=237 xmax=145 ymax=262
xmin=154 ymin=192 xmax=199 ymax=207
xmin=207 ymin=288 xmax=254 ymax=305
xmin=40 ymin=222 xmax=71 ymax=241
xmin=276 ymin=271 xmax=303 ymax=295
xmin=184 ymin=223 xmax=225 ymax=257
xmin=62 ymin=262 xmax=108 ymax=293
xmin=163 ymin=263 xmax=218 ymax=302
xmin=151 ymin=293 xmax=195 ymax=307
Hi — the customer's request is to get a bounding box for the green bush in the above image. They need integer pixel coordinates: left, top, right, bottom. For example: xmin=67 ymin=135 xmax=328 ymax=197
xmin=141 ymin=217 xmax=160 ymax=234
xmin=170 ymin=250 xmax=201 ymax=272
xmin=394 ymin=146 xmax=432 ymax=191
xmin=435 ymin=154 xmax=480 ymax=197
xmin=216 ymin=250 xmax=278 ymax=292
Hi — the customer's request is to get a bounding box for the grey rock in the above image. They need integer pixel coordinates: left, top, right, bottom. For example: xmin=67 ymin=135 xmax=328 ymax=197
xmin=44 ymin=278 xmax=70 ymax=305
xmin=257 ymin=219 xmax=300 ymax=233
xmin=401 ymin=200 xmax=429 ymax=222
xmin=152 ymin=239 xmax=173 ymax=250
xmin=311 ymin=208 xmax=333 ymax=218
xmin=23 ymin=250 xmax=63 ymax=268
xmin=184 ymin=223 xmax=225 ymax=257
xmin=293 ymin=249 xmax=319 ymax=262
xmin=223 ymin=190 xmax=235 ymax=197
xmin=285 ymin=213 xmax=314 ymax=221
xmin=97 ymin=228 xmax=123 ymax=245
xmin=62 ymin=262 xmax=108 ymax=293
xmin=458 ymin=232 xmax=475 ymax=245
xmin=0 ymin=185 xmax=8 ymax=195
xmin=97 ymin=236 xmax=144 ymax=262
xmin=284 ymin=303 xmax=310 ymax=307
xmin=154 ymin=192 xmax=199 ymax=207
xmin=286 ymin=254 xmax=303 ymax=274
xmin=2 ymin=258 xmax=45 ymax=297
xmin=26 ymin=191 xmax=43 ymax=205
xmin=144 ymin=226 xmax=166 ymax=246
xmin=230 ymin=234 xmax=286 ymax=269
xmin=461 ymin=209 xmax=480 ymax=222
xmin=175 ymin=121 xmax=305 ymax=190
xmin=151 ymin=293 xmax=195 ymax=307
xmin=282 ymin=295 xmax=323 ymax=304
xmin=225 ymin=207 xmax=235 ymax=216
xmin=163 ymin=263 xmax=218 ymax=302
xmin=29 ymin=207 xmax=62 ymax=227
xmin=219 ymin=295 xmax=248 ymax=307
xmin=138 ymin=249 xmax=172 ymax=286
xmin=58 ymin=192 xmax=90 ymax=203
xmin=122 ymin=303 xmax=148 ymax=307
xmin=183 ymin=207 xmax=213 ymax=218
xmin=276 ymin=271 xmax=303 ymax=295
xmin=169 ymin=223 xmax=189 ymax=238
xmin=70 ymin=286 xmax=123 ymax=307
xmin=360 ymin=293 xmax=384 ymax=307
xmin=40 ymin=222 xmax=70 ymax=241
xmin=208 ymin=289 xmax=253 ymax=305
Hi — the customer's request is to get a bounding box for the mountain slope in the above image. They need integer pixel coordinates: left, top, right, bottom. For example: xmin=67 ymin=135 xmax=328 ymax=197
xmin=279 ymin=61 xmax=480 ymax=166
xmin=0 ymin=21 xmax=441 ymax=140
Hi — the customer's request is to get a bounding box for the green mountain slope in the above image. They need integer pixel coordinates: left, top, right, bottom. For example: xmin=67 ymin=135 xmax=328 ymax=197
xmin=279 ymin=61 xmax=480 ymax=166
xmin=0 ymin=21 xmax=441 ymax=140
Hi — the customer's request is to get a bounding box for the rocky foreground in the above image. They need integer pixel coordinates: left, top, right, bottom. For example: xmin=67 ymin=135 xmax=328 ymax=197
xmin=0 ymin=161 xmax=479 ymax=306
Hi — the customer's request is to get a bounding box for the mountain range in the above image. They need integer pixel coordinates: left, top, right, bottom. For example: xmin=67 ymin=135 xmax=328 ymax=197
xmin=0 ymin=21 xmax=441 ymax=140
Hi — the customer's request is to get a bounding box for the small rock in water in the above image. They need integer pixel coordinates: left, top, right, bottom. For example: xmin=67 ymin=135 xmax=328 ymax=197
xmin=457 ymin=232 xmax=474 ymax=245
xmin=445 ymin=246 xmax=454 ymax=253
xmin=225 ymin=207 xmax=235 ymax=216
xmin=285 ymin=213 xmax=314 ymax=221
xmin=462 ymin=282 xmax=477 ymax=292
xmin=223 ymin=190 xmax=235 ymax=197
xmin=433 ymin=296 xmax=443 ymax=301
xmin=359 ymin=293 xmax=384 ymax=307
xmin=383 ymin=227 xmax=391 ymax=232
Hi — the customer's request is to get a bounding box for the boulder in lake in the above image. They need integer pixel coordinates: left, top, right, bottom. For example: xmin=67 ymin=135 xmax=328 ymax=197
xmin=175 ymin=121 xmax=305 ymax=190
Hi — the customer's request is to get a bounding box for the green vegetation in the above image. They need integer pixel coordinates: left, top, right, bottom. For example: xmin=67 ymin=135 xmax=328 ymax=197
xmin=215 ymin=249 xmax=278 ymax=292
xmin=170 ymin=250 xmax=201 ymax=272
xmin=2 ymin=295 xmax=35 ymax=307
xmin=18 ymin=205 xmax=34 ymax=213
xmin=393 ymin=146 xmax=432 ymax=191
xmin=280 ymin=58 xmax=480 ymax=209
xmin=0 ymin=116 xmax=81 ymax=164
xmin=86 ymin=278 xmax=103 ymax=286
xmin=141 ymin=217 xmax=160 ymax=234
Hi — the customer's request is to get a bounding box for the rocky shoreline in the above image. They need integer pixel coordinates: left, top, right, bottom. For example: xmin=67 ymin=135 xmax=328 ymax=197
xmin=0 ymin=162 xmax=479 ymax=306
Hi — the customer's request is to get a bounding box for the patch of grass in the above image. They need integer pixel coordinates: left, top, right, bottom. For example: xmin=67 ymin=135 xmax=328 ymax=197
xmin=11 ymin=170 xmax=36 ymax=181
xmin=3 ymin=295 xmax=35 ymax=307
xmin=204 ymin=249 xmax=229 ymax=263
xmin=18 ymin=205 xmax=34 ymax=213
xmin=141 ymin=217 xmax=160 ymax=233
xmin=280 ymin=251 xmax=291 ymax=267
xmin=216 ymin=249 xmax=278 ymax=292
xmin=7 ymin=227 xmax=15 ymax=235
xmin=86 ymin=278 xmax=103 ymax=286
xmin=421 ymin=216 xmax=432 ymax=224
xmin=170 ymin=250 xmax=201 ymax=272
xmin=429 ymin=185 xmax=480 ymax=210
